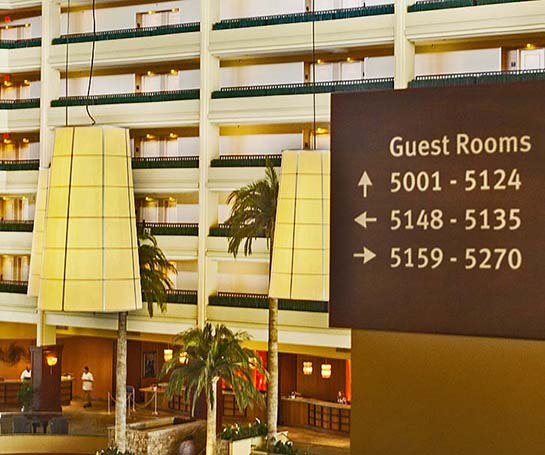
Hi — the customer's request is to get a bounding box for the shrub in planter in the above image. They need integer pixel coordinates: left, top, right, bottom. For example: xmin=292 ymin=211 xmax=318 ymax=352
xmin=256 ymin=437 xmax=307 ymax=455
xmin=220 ymin=418 xmax=267 ymax=441
xmin=17 ymin=382 xmax=33 ymax=412
xmin=96 ymin=449 xmax=135 ymax=455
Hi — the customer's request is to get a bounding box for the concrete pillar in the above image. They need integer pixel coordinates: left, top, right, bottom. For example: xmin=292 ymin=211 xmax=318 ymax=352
xmin=394 ymin=0 xmax=415 ymax=89
xmin=197 ymin=0 xmax=221 ymax=328
xmin=36 ymin=311 xmax=56 ymax=347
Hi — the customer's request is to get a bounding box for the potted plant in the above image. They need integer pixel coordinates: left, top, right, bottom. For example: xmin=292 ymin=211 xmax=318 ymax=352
xmin=96 ymin=449 xmax=135 ymax=455
xmin=219 ymin=419 xmax=268 ymax=455
xmin=17 ymin=382 xmax=33 ymax=412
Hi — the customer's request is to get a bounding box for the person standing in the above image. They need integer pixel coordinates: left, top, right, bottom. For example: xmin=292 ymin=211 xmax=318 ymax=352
xmin=81 ymin=366 xmax=94 ymax=408
xmin=20 ymin=366 xmax=31 ymax=381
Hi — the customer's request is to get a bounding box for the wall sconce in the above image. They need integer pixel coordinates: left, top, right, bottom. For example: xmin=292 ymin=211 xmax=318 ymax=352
xmin=179 ymin=352 xmax=188 ymax=365
xmin=302 ymin=361 xmax=313 ymax=375
xmin=321 ymin=363 xmax=332 ymax=379
xmin=163 ymin=349 xmax=173 ymax=362
xmin=46 ymin=356 xmax=58 ymax=367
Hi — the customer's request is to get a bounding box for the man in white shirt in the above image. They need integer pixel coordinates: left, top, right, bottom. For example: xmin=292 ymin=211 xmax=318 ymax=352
xmin=81 ymin=366 xmax=94 ymax=408
xmin=20 ymin=366 xmax=31 ymax=381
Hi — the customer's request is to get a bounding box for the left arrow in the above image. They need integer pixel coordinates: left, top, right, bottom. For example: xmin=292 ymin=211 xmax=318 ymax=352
xmin=353 ymin=247 xmax=377 ymax=264
xmin=354 ymin=211 xmax=377 ymax=229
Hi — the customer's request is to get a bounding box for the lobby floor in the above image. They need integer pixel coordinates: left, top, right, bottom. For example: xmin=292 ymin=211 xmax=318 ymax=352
xmin=1 ymin=399 xmax=350 ymax=454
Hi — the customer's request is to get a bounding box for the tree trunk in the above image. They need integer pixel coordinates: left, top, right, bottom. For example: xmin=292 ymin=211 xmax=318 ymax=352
xmin=115 ymin=311 xmax=128 ymax=451
xmin=267 ymin=297 xmax=279 ymax=440
xmin=206 ymin=380 xmax=218 ymax=455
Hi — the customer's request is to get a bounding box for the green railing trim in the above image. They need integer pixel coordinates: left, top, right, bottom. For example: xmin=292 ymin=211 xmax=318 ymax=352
xmin=209 ymin=293 xmax=328 ymax=313
xmin=409 ymin=69 xmax=545 ymax=88
xmin=0 ymin=99 xmax=40 ymax=109
xmin=0 ymin=221 xmax=34 ymax=232
xmin=408 ymin=0 xmax=533 ymax=12
xmin=137 ymin=222 xmax=198 ymax=236
xmin=0 ymin=38 xmax=41 ymax=49
xmin=212 ymin=78 xmax=393 ymax=99
xmin=0 ymin=160 xmax=40 ymax=171
xmin=210 ymin=154 xmax=282 ymax=167
xmin=213 ymin=5 xmax=394 ymax=30
xmin=131 ymin=156 xmax=199 ymax=169
xmin=52 ymin=22 xmax=200 ymax=45
xmin=0 ymin=280 xmax=28 ymax=294
xmin=165 ymin=289 xmax=198 ymax=304
xmin=52 ymin=89 xmax=199 ymax=107
xmin=209 ymin=224 xmax=267 ymax=238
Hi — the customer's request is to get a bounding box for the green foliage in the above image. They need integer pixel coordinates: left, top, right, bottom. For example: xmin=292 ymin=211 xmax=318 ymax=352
xmin=220 ymin=418 xmax=267 ymax=441
xmin=162 ymin=323 xmax=267 ymax=415
xmin=0 ymin=343 xmax=30 ymax=365
xmin=225 ymin=159 xmax=279 ymax=258
xmin=260 ymin=438 xmax=305 ymax=455
xmin=96 ymin=449 xmax=135 ymax=455
xmin=17 ymin=382 xmax=33 ymax=408
xmin=138 ymin=231 xmax=175 ymax=317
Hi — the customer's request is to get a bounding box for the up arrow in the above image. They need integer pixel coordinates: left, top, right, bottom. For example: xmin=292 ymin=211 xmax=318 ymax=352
xmin=353 ymin=247 xmax=377 ymax=264
xmin=358 ymin=171 xmax=373 ymax=198
xmin=354 ymin=211 xmax=377 ymax=229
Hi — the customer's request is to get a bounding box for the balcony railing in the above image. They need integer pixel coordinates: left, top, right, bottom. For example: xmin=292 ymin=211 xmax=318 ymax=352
xmin=52 ymin=22 xmax=200 ymax=45
xmin=0 ymin=159 xmax=40 ymax=171
xmin=213 ymin=5 xmax=394 ymax=30
xmin=137 ymin=222 xmax=198 ymax=236
xmin=132 ymin=156 xmax=199 ymax=169
xmin=0 ymin=99 xmax=40 ymax=109
xmin=166 ymin=289 xmax=197 ymax=304
xmin=408 ymin=0 xmax=533 ymax=12
xmin=209 ymin=291 xmax=328 ymax=313
xmin=0 ymin=220 xmax=34 ymax=232
xmin=209 ymin=223 xmax=266 ymax=238
xmin=212 ymin=78 xmax=394 ymax=99
xmin=211 ymin=154 xmax=282 ymax=167
xmin=0 ymin=279 xmax=28 ymax=294
xmin=0 ymin=38 xmax=41 ymax=49
xmin=409 ymin=69 xmax=545 ymax=88
xmin=51 ymin=89 xmax=199 ymax=107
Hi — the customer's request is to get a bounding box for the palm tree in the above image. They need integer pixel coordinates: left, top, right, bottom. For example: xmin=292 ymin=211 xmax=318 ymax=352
xmin=224 ymin=160 xmax=280 ymax=440
xmin=115 ymin=230 xmax=175 ymax=451
xmin=163 ymin=323 xmax=266 ymax=455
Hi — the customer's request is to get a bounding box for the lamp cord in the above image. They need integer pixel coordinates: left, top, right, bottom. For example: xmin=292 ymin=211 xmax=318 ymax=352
xmin=311 ymin=0 xmax=317 ymax=151
xmin=85 ymin=0 xmax=97 ymax=125
xmin=64 ymin=0 xmax=70 ymax=126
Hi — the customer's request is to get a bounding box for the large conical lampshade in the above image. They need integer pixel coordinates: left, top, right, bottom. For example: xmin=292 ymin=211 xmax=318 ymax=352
xmin=269 ymin=150 xmax=330 ymax=301
xmin=39 ymin=126 xmax=142 ymax=313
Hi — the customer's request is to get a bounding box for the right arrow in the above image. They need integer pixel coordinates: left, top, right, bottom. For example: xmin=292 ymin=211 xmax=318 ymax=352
xmin=358 ymin=171 xmax=373 ymax=198
xmin=353 ymin=247 xmax=377 ymax=264
xmin=354 ymin=211 xmax=377 ymax=229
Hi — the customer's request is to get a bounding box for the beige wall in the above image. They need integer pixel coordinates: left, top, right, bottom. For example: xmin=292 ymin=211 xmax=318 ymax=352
xmin=351 ymin=330 xmax=545 ymax=455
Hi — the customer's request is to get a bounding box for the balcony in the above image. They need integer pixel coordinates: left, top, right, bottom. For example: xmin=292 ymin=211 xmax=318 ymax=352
xmin=132 ymin=156 xmax=199 ymax=169
xmin=0 ymin=220 xmax=33 ymax=232
xmin=138 ymin=222 xmax=198 ymax=236
xmin=210 ymin=154 xmax=282 ymax=167
xmin=0 ymin=279 xmax=28 ymax=294
xmin=0 ymin=38 xmax=41 ymax=49
xmin=410 ymin=68 xmax=545 ymax=88
xmin=0 ymin=99 xmax=39 ymax=109
xmin=51 ymin=90 xmax=199 ymax=107
xmin=209 ymin=292 xmax=328 ymax=313
xmin=0 ymin=159 xmax=39 ymax=171
xmin=166 ymin=289 xmax=197 ymax=304
xmin=213 ymin=5 xmax=394 ymax=30
xmin=212 ymin=78 xmax=393 ymax=99
xmin=209 ymin=223 xmax=266 ymax=238
xmin=408 ymin=0 xmax=533 ymax=12
xmin=52 ymin=22 xmax=200 ymax=44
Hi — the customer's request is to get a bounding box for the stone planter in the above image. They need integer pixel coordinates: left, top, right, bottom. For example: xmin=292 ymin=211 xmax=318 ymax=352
xmin=229 ymin=435 xmax=265 ymax=455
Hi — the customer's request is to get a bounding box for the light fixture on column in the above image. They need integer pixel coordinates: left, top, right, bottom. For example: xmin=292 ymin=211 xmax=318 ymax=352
xmin=38 ymin=126 xmax=142 ymax=313
xmin=163 ymin=349 xmax=173 ymax=362
xmin=269 ymin=150 xmax=330 ymax=302
xmin=303 ymin=361 xmax=313 ymax=375
xmin=46 ymin=355 xmax=58 ymax=367
xmin=321 ymin=363 xmax=332 ymax=379
xmin=179 ymin=351 xmax=188 ymax=364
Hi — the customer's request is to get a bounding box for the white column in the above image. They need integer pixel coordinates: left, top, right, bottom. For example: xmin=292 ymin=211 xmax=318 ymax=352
xmin=4 ymin=198 xmax=14 ymax=220
xmin=197 ymin=0 xmax=221 ymax=328
xmin=394 ymin=0 xmax=415 ymax=89
xmin=21 ymin=256 xmax=29 ymax=281
xmin=2 ymin=256 xmax=14 ymax=281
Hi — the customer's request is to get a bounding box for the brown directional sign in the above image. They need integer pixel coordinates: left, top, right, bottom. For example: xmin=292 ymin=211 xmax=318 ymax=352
xmin=330 ymin=81 xmax=545 ymax=340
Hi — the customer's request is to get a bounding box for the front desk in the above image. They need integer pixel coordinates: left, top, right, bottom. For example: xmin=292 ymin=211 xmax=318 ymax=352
xmin=0 ymin=378 xmax=73 ymax=407
xmin=281 ymin=397 xmax=350 ymax=433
